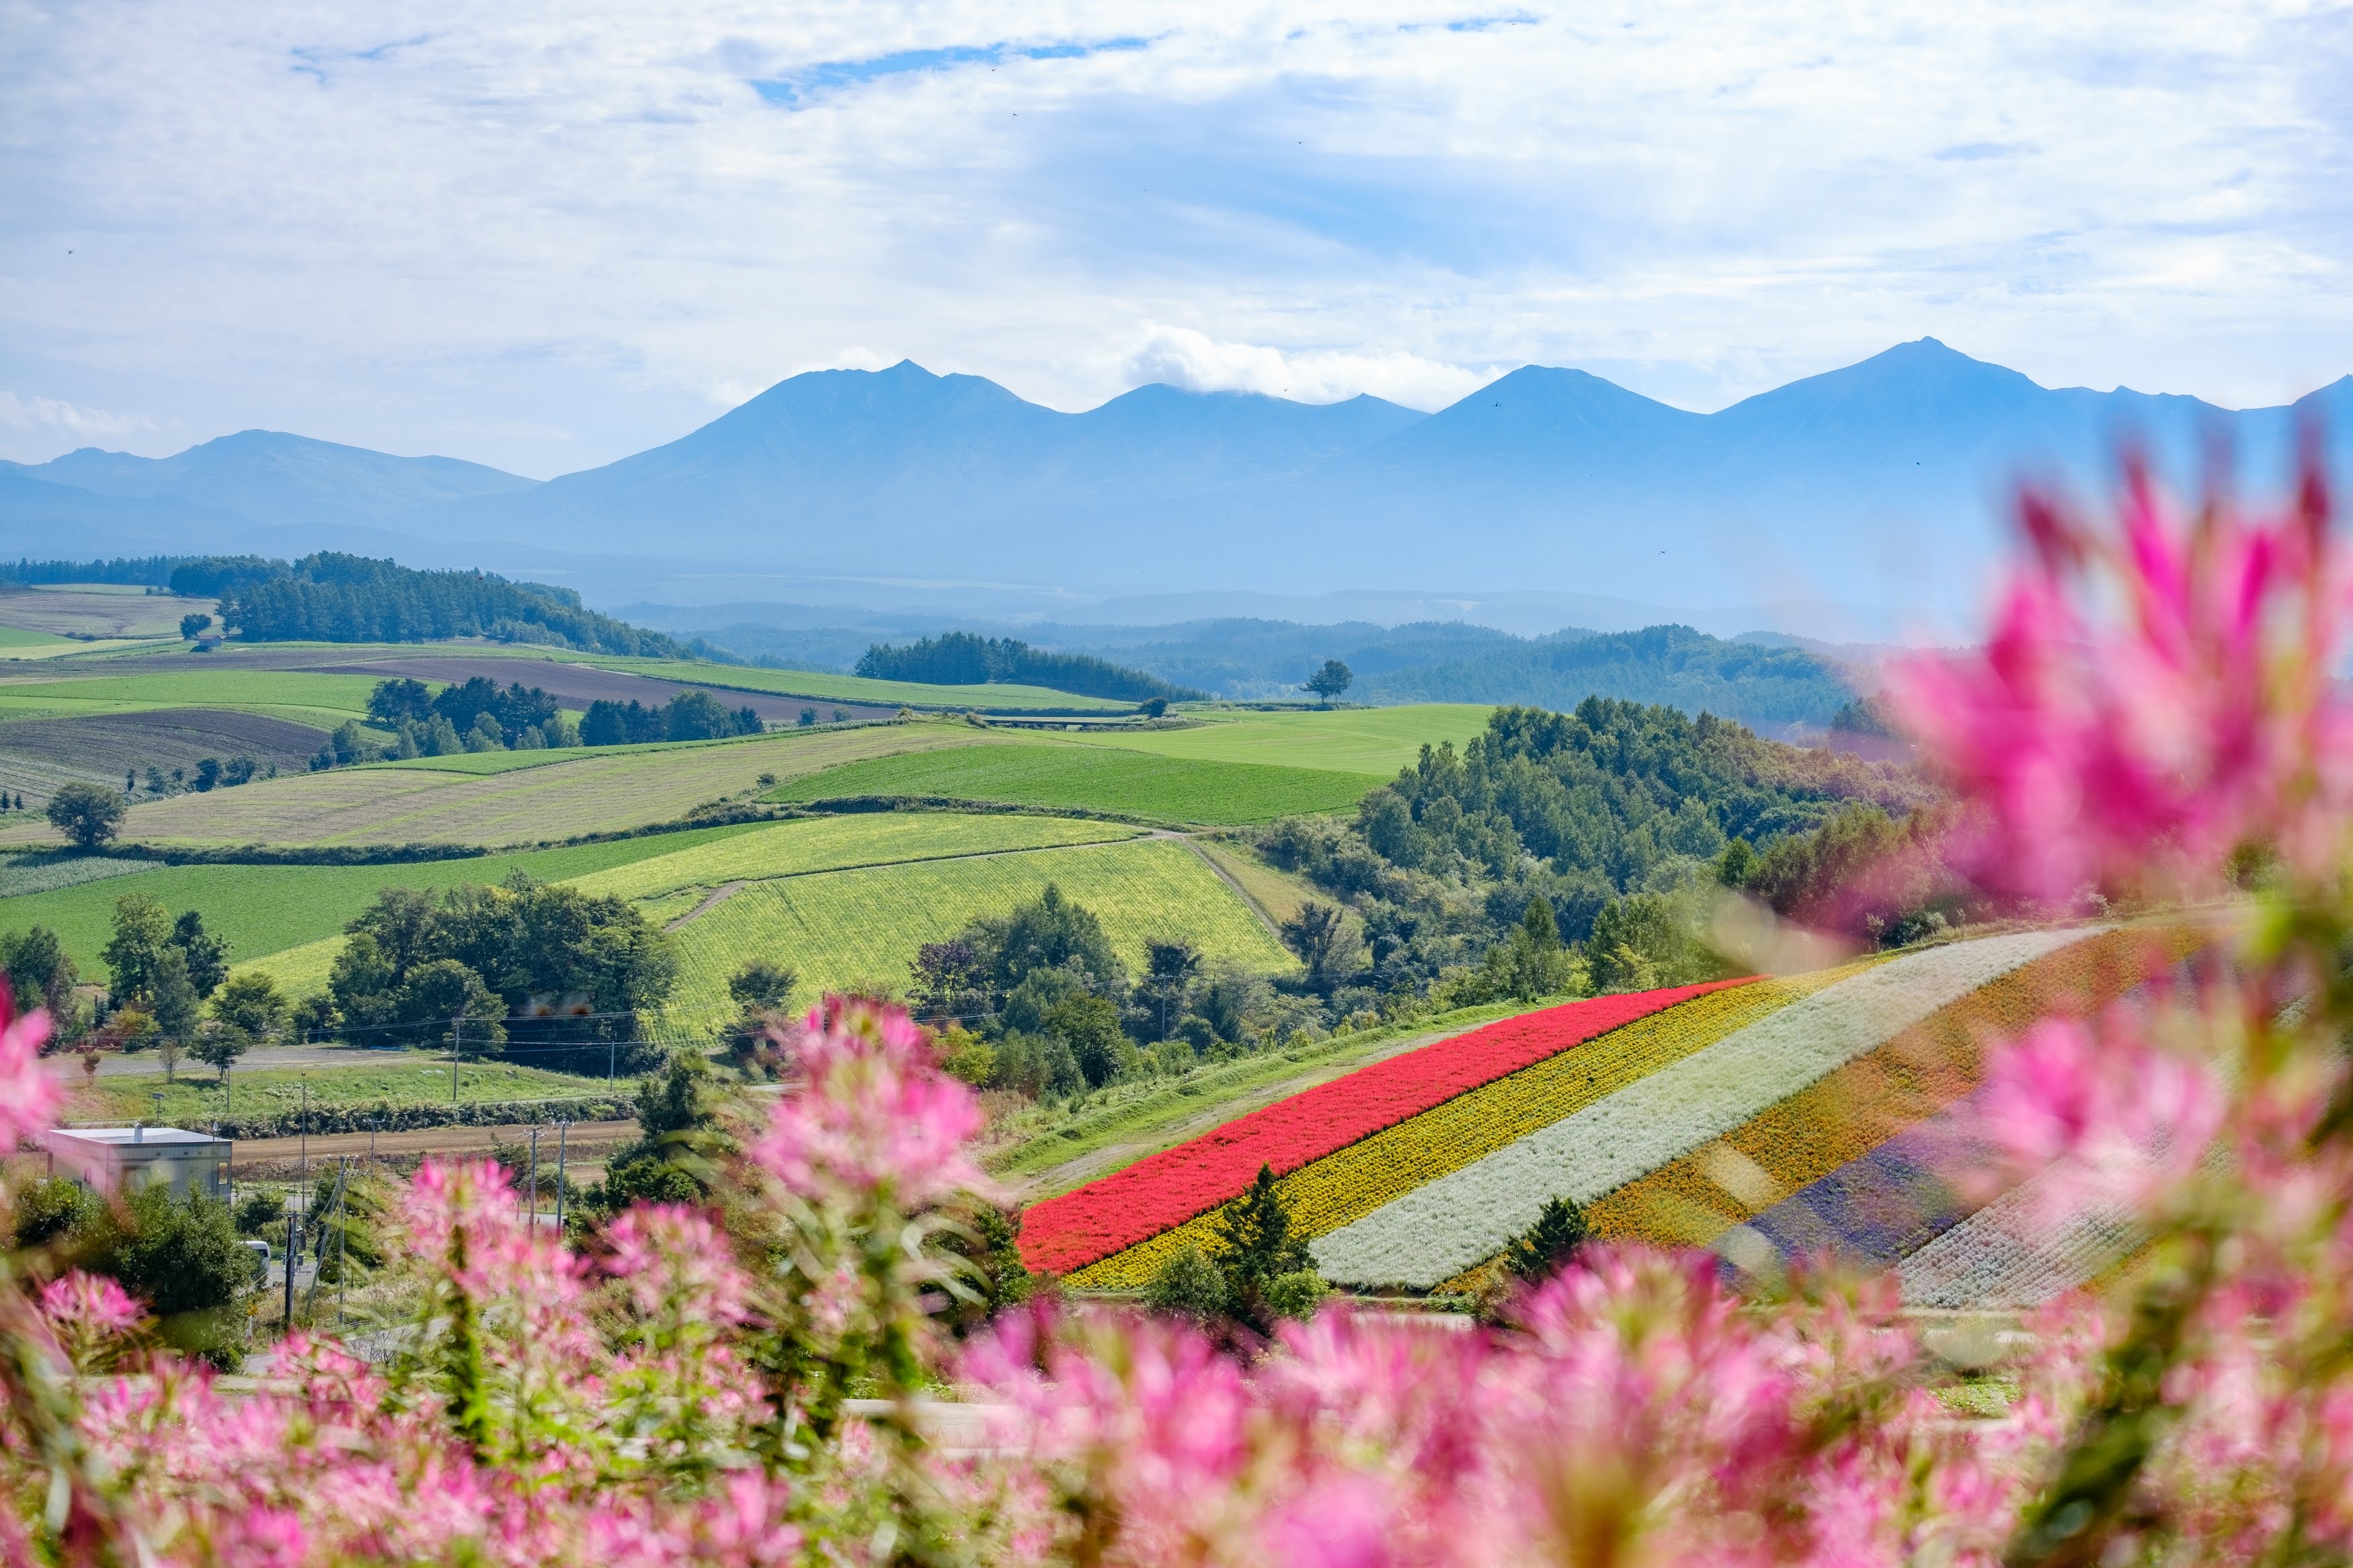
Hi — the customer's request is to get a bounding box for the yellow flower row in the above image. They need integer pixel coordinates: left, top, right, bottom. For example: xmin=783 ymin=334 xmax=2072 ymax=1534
xmin=1580 ymin=923 xmax=2213 ymax=1254
xmin=1069 ymin=964 xmax=1871 ymax=1290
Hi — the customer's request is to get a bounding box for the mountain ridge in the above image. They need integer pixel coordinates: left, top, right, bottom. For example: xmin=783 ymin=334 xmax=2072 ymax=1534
xmin=11 ymin=341 xmax=2349 ymax=622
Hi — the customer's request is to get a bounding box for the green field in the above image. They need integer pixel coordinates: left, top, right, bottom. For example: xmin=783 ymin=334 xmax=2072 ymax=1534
xmin=0 ymin=824 xmax=770 ymax=973
xmin=764 ymin=737 xmax=1375 ymax=824
xmin=0 ymin=670 xmax=382 ymax=729
xmin=577 ymin=656 xmax=1134 ymax=713
xmin=0 ymin=626 xmax=75 ymax=651
xmin=67 ymin=1059 xmax=630 ymax=1128
xmin=661 ymin=837 xmax=1294 ymax=1034
xmin=0 ymin=725 xmax=984 ymax=850
xmin=1064 ymin=704 xmax=1494 ymax=776
xmin=566 ymin=812 xmax=1144 ymax=901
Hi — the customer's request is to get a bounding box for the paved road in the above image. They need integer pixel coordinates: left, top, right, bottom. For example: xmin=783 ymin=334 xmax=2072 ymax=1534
xmin=43 ymin=1042 xmax=431 ymax=1080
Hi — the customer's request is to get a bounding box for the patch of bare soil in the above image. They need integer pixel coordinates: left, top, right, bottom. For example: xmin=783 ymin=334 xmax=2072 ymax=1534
xmin=0 ymin=708 xmax=325 ymax=800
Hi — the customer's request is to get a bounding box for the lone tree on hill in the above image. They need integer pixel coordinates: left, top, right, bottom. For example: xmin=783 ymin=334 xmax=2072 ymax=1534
xmin=1505 ymin=1195 xmax=1591 ymax=1283
xmin=1304 ymin=658 xmax=1353 ymax=706
xmin=46 ymin=782 xmax=126 ymax=850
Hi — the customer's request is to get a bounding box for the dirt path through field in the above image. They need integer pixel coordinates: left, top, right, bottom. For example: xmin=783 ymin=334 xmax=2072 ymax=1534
xmin=668 ymin=880 xmax=747 ymax=929
xmin=1007 ymin=1019 xmax=1486 ymax=1199
xmin=1156 ymin=829 xmax=1287 ymax=948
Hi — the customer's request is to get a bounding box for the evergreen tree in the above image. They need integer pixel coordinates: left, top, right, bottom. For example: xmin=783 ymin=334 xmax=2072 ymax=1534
xmin=1505 ymin=1196 xmax=1591 ymax=1284
xmin=1207 ymin=1163 xmax=1312 ymax=1327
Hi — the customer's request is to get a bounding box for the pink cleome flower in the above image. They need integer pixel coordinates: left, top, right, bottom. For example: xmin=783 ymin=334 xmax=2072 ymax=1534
xmin=748 ymin=998 xmax=984 ymax=1211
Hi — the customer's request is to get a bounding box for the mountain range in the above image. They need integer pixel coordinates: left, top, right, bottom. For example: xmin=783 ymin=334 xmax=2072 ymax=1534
xmin=9 ymin=340 xmax=2348 ymax=630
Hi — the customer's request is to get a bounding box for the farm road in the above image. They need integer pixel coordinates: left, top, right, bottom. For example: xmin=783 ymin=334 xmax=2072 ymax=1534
xmin=229 ymin=1118 xmax=637 ymax=1173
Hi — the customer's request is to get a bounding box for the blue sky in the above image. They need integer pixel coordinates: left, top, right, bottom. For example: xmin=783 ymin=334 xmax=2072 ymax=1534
xmin=3 ymin=1 xmax=2350 ymax=474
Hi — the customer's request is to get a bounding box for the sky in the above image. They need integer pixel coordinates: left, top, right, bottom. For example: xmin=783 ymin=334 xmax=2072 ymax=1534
xmin=3 ymin=0 xmax=2351 ymax=476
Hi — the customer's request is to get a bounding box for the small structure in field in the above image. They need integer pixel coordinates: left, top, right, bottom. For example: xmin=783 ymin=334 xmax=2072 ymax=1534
xmin=38 ymin=1125 xmax=231 ymax=1201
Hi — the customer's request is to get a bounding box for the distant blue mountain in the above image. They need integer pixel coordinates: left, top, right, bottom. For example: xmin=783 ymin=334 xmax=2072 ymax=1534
xmin=9 ymin=343 xmax=2349 ymax=623
xmin=3 ymin=429 xmax=536 ymax=531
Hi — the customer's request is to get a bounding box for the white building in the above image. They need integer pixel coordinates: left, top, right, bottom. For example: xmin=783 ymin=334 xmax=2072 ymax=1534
xmin=38 ymin=1126 xmax=231 ymax=1201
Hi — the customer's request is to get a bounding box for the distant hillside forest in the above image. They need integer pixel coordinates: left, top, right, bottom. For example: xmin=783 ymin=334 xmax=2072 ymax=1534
xmin=173 ymin=554 xmax=691 ymax=658
xmin=854 ymin=632 xmax=1200 ymax=703
xmin=1358 ymin=624 xmax=1855 ymax=726
xmin=0 ymin=555 xmax=187 ymax=587
xmin=1254 ymin=698 xmax=1947 ymax=1014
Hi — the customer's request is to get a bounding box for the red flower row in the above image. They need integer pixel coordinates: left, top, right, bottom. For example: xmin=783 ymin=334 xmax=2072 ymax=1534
xmin=1017 ymin=979 xmax=1755 ymax=1274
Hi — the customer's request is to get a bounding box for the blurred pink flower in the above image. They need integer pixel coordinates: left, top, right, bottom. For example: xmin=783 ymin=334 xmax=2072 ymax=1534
xmin=1888 ymin=451 xmax=2353 ymax=901
xmin=749 ymin=999 xmax=983 ymax=1210
xmin=1970 ymin=1005 xmax=2227 ymax=1216
xmin=37 ymin=1270 xmax=141 ymax=1339
xmin=604 ymin=1204 xmax=750 ymax=1327
xmin=0 ymin=991 xmax=57 ymax=1149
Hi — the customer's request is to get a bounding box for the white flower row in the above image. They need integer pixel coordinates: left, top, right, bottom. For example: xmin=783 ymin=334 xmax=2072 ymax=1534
xmin=1310 ymin=929 xmax=2099 ymax=1289
xmin=1894 ymin=1166 xmax=2142 ymax=1310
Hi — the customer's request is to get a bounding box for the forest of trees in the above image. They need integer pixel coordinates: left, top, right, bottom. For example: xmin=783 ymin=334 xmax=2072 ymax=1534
xmin=855 ymin=632 xmax=1199 ymax=703
xmin=1254 ymin=699 xmax=1948 ymax=1014
xmin=1360 ymin=624 xmax=1858 ymax=727
xmin=315 ymin=874 xmax=676 ymax=1070
xmin=168 ymin=553 xmax=690 ymax=657
xmin=0 ymin=555 xmax=186 ymax=586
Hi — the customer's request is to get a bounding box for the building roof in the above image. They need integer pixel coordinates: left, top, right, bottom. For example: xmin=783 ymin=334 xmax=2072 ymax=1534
xmin=43 ymin=1126 xmax=229 ymax=1149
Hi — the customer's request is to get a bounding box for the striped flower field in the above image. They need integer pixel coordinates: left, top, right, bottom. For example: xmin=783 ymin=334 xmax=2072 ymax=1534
xmin=1064 ymin=966 xmax=1868 ymax=1289
xmin=1032 ymin=921 xmax=2209 ymax=1307
xmin=1308 ymin=928 xmax=2100 ymax=1288
xmin=1017 ymin=979 xmax=1752 ymax=1275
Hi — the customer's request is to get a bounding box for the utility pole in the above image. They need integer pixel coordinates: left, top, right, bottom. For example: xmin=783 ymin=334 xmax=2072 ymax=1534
xmin=452 ymin=1016 xmax=462 ymax=1106
xmin=526 ymin=1124 xmax=539 ymax=1221
xmin=554 ymin=1120 xmax=568 ymax=1236
xmin=282 ymin=1192 xmax=299 ymax=1331
xmin=298 ymin=1081 xmax=309 ymax=1191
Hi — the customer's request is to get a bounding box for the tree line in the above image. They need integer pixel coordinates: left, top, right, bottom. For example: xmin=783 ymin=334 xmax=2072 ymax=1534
xmin=166 ymin=552 xmax=694 ymax=658
xmin=1250 ymin=698 xmax=1952 ymax=1015
xmin=855 ymin=631 xmax=1200 ymax=703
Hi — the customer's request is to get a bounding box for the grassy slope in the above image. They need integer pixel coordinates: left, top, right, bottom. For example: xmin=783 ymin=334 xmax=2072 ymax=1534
xmin=1064 ymin=704 xmax=1494 ymax=776
xmin=571 ymin=655 xmax=1134 ymax=712
xmin=662 ymin=837 xmax=1293 ymax=1034
xmin=986 ymin=996 xmax=1574 ymax=1195
xmin=764 ymin=736 xmax=1372 ymax=825
xmin=1190 ymin=837 xmax=1319 ymax=926
xmin=0 ymin=725 xmax=980 ymax=849
xmin=0 ymin=626 xmax=74 ymax=651
xmin=0 ymin=670 xmax=382 ymax=727
xmin=566 ymin=812 xmax=1144 ymax=901
xmin=0 ymin=824 xmax=770 ymax=973
xmin=68 ymin=1059 xmax=630 ymax=1127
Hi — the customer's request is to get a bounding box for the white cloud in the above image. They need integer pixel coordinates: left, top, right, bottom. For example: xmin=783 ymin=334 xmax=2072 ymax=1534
xmin=0 ymin=1 xmax=2348 ymax=470
xmin=1121 ymin=325 xmax=1488 ymax=409
xmin=0 ymin=392 xmax=151 ymax=462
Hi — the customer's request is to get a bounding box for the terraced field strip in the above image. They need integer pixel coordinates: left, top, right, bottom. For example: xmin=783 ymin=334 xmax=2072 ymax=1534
xmin=766 ymin=737 xmax=1375 ymax=825
xmin=567 ymin=812 xmax=1146 ymax=901
xmin=0 ymin=725 xmax=971 ymax=848
xmin=1058 ymin=704 xmax=1493 ymax=776
xmin=1309 ymin=928 xmax=2099 ymax=1289
xmin=0 ymin=625 xmax=74 ymax=650
xmin=1895 ymin=1158 xmax=2153 ymax=1310
xmin=575 ymin=656 xmax=1135 ymax=713
xmin=1066 ymin=968 xmax=1866 ymax=1290
xmin=0 ymin=669 xmax=383 ymax=722
xmin=660 ymin=838 xmax=1292 ymax=1036
xmin=1021 ymin=980 xmax=1751 ymax=1276
xmin=70 ymin=1059 xmax=631 ymax=1127
xmin=1 ymin=824 xmax=769 ymax=973
xmin=1593 ymin=925 xmax=2211 ymax=1256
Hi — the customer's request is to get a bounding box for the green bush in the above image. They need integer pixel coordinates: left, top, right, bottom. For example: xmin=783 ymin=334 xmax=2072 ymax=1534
xmin=1144 ymin=1243 xmax=1228 ymax=1323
